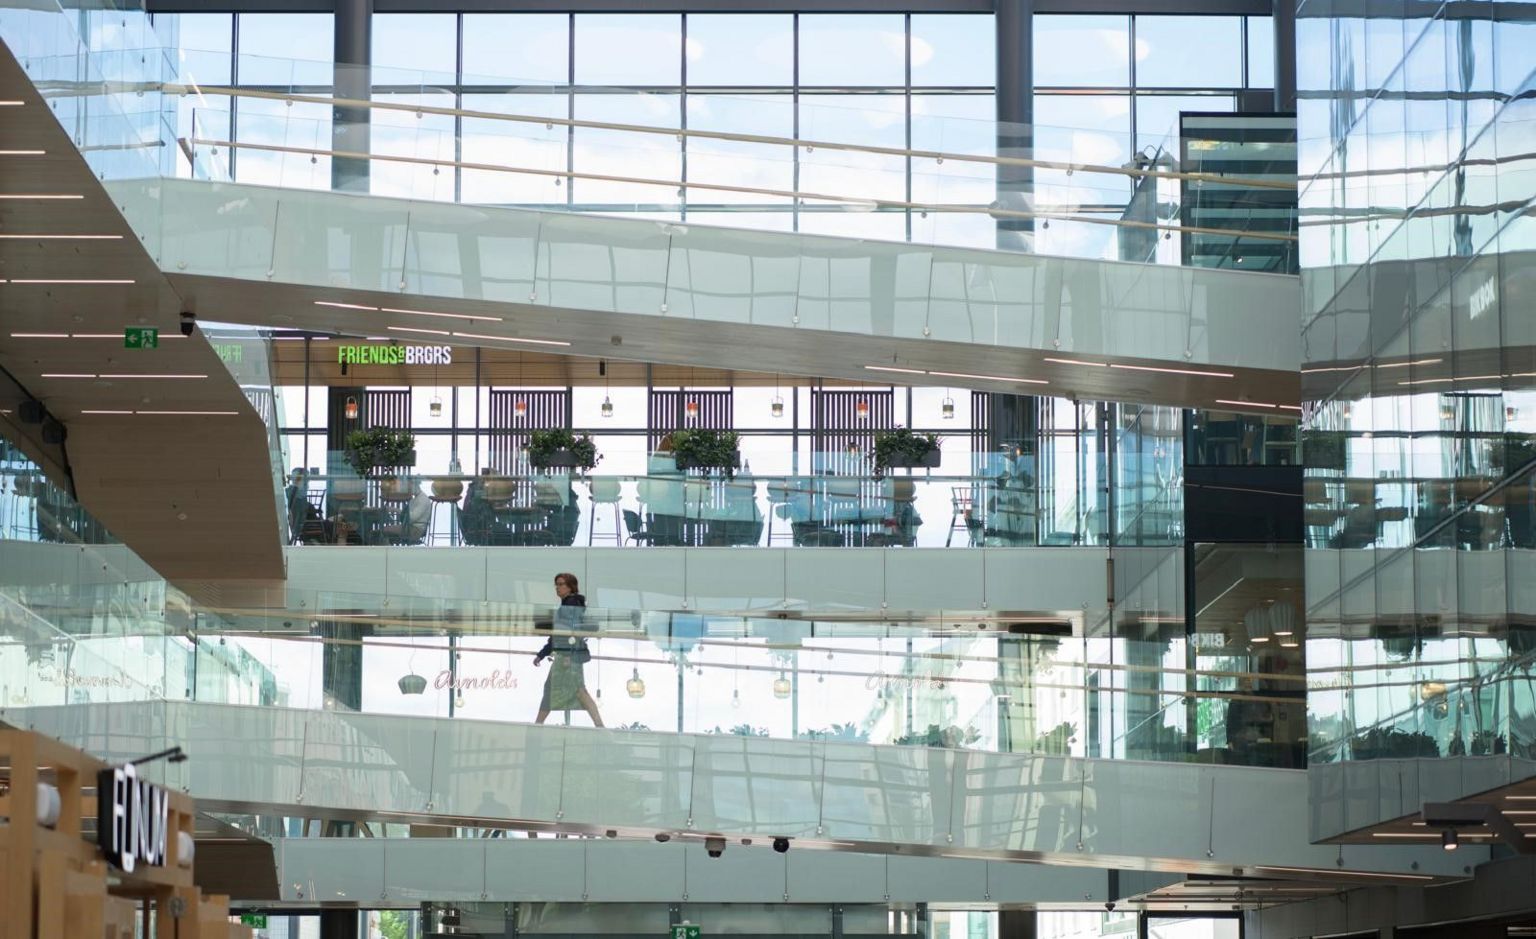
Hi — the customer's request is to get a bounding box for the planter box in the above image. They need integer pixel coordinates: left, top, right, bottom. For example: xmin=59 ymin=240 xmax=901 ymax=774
xmin=347 ymin=448 xmax=417 ymax=476
xmin=529 ymin=449 xmax=587 ymax=470
xmin=676 ymin=451 xmax=741 ymax=473
xmin=881 ymin=448 xmax=941 ymax=470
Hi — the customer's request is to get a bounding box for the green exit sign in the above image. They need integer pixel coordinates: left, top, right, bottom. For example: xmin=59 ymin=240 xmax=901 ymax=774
xmin=671 ymin=924 xmax=701 ymax=939
xmin=239 ymin=914 xmax=268 ymax=928
xmin=124 ymin=327 xmax=159 ymax=349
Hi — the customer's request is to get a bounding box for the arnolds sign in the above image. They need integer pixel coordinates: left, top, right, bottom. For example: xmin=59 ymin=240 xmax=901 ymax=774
xmin=96 ymin=762 xmax=170 ymax=872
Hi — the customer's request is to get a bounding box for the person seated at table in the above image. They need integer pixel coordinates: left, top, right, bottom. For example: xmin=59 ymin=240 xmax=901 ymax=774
xmin=374 ymin=490 xmax=433 ymax=545
xmin=286 ymin=470 xmax=351 ymax=544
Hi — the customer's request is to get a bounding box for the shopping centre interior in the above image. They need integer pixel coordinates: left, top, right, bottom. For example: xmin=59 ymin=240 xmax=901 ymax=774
xmin=0 ymin=0 xmax=1533 ymax=936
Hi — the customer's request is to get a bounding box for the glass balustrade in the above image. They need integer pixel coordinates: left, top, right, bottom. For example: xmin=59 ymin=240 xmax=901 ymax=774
xmin=278 ymin=449 xmax=1180 ymax=549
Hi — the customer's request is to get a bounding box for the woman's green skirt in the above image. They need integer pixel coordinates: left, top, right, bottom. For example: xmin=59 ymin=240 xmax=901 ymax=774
xmin=540 ymin=652 xmax=586 ymax=711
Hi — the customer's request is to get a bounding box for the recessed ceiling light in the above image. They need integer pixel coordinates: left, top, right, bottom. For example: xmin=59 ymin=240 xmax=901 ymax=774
xmin=81 ymin=410 xmax=134 ymax=415
xmin=1216 ymin=399 xmax=1280 ymax=408
xmin=450 ymin=331 xmax=570 ymax=347
xmin=0 ymin=194 xmax=82 ymax=200
xmin=314 ymin=300 xmax=379 ymax=311
xmin=40 ymin=373 xmax=96 ymax=379
xmin=10 ymin=333 xmax=71 ymax=338
xmin=1109 ymin=363 xmax=1235 ymax=378
xmin=863 ymin=365 xmax=927 ymax=376
xmin=0 ymin=101 xmax=23 ymax=106
xmin=381 ymin=306 xmax=502 ymax=323
xmin=0 ymin=150 xmax=46 ymax=156
xmin=387 ymin=326 xmax=451 ymax=336
xmin=1043 ymin=357 xmax=1109 ymax=367
xmin=137 ymin=410 xmax=239 ymax=415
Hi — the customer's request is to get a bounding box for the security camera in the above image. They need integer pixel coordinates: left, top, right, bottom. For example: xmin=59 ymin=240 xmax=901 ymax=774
xmin=180 ymin=312 xmax=196 ymax=337
xmin=772 ymin=837 xmax=790 ymax=854
xmin=705 ymin=836 xmax=726 ymax=859
xmin=1104 ymin=902 xmax=1116 ymax=913
xmin=654 ymin=832 xmax=671 ymax=843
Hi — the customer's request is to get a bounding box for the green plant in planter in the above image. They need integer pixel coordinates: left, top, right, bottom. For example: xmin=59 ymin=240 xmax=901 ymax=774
xmin=1301 ymin=429 xmax=1348 ymax=470
xmin=345 ymin=427 xmax=416 ymax=477
xmin=871 ymin=427 xmax=939 ymax=475
xmin=526 ymin=428 xmax=600 ymax=470
xmin=671 ymin=429 xmax=741 ymax=475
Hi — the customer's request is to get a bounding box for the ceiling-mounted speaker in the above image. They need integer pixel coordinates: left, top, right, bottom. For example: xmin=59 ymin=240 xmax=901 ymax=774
xmin=17 ymin=400 xmax=44 ymax=424
xmin=40 ymin=417 xmax=66 ymax=445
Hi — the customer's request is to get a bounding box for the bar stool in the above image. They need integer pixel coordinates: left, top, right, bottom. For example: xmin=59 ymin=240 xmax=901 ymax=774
xmin=429 ymin=478 xmax=465 ymax=544
xmin=589 ymin=477 xmax=623 ymax=545
xmin=947 ymin=486 xmax=975 ymax=547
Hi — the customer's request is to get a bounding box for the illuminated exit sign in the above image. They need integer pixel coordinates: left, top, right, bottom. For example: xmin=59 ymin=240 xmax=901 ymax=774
xmin=337 ymin=344 xmax=452 ymax=366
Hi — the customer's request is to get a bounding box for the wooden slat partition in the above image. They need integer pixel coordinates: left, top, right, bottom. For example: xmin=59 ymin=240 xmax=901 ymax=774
xmin=0 ymin=729 xmax=251 ymax=939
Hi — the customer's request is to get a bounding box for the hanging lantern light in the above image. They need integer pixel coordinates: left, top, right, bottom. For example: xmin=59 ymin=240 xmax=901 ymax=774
xmin=429 ymin=396 xmax=443 ymax=418
xmin=855 ymin=398 xmax=870 ymax=421
xmin=685 ymin=397 xmax=700 ymax=421
xmin=941 ymin=396 xmax=955 ymax=419
xmin=1440 ymin=402 xmax=1455 ymax=422
xmin=514 ymin=397 xmax=528 ymax=419
xmin=626 ymin=668 xmax=647 ymax=699
xmin=771 ymin=395 xmax=784 ymax=419
xmin=772 ymin=671 xmax=792 ymax=699
xmin=601 ymin=395 xmax=614 ymax=418
xmin=344 ymin=396 xmax=359 ymax=421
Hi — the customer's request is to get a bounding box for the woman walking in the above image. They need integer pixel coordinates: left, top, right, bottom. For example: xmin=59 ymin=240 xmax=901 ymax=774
xmin=533 ymin=572 xmax=605 ymax=727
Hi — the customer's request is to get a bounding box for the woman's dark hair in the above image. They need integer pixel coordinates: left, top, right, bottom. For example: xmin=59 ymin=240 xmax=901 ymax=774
xmin=554 ymin=572 xmax=580 ymax=593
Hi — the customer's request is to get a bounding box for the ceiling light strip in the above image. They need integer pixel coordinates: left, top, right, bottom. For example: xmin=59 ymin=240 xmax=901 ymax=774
xmin=1043 ymin=357 xmax=1109 ymax=368
xmin=450 ymin=331 xmax=571 ymax=347
xmin=0 ymin=150 xmax=46 ymax=155
xmin=0 ymin=234 xmax=122 ymax=240
xmin=930 ymin=370 xmax=1048 ymax=385
xmin=1109 ymin=362 xmax=1235 ymax=378
xmin=381 ymin=306 xmax=502 ymax=323
xmin=863 ymin=366 xmax=927 ymax=376
xmin=84 ymin=409 xmax=240 ymax=416
xmin=387 ymin=326 xmax=451 ymax=337
xmin=314 ymin=300 xmax=380 ymax=311
xmin=1216 ymin=399 xmax=1281 ymax=409
xmin=43 ymin=373 xmax=207 ymax=379
xmin=0 ymin=194 xmax=82 ymax=200
xmin=7 ymin=278 xmax=136 ymax=285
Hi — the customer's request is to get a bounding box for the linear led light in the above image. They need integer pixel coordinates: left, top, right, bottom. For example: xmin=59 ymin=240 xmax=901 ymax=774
xmin=930 ymin=370 xmax=1048 ymax=385
xmin=1399 ymin=374 xmax=1503 ymax=386
xmin=1109 ymin=362 xmax=1235 ymax=378
xmin=11 ymin=332 xmax=180 ymax=340
xmin=1279 ymin=405 xmax=1302 ymax=411
xmin=315 ymin=300 xmax=379 ymax=311
xmin=137 ymin=410 xmax=239 ymax=415
xmin=10 ymin=333 xmax=71 ymax=338
xmin=44 ymin=373 xmax=206 ymax=379
xmin=80 ymin=410 xmax=135 ymax=415
xmin=863 ymin=366 xmax=927 ymax=376
xmin=1376 ymin=357 xmax=1444 ymax=369
xmin=0 ymin=101 xmax=23 ymax=106
xmin=0 ymin=194 xmax=82 ymax=200
xmin=0 ymin=234 xmax=121 ymax=240
xmin=6 ymin=278 xmax=136 ymax=285
xmin=1300 ymin=365 xmax=1362 ymax=374
xmin=450 ymin=331 xmax=571 ymax=347
xmin=381 ymin=305 xmax=502 ymax=323
xmin=387 ymin=325 xmax=450 ymax=337
xmin=1216 ymin=399 xmax=1281 ymax=409
xmin=0 ymin=150 xmax=46 ymax=156
xmin=1252 ymin=866 xmax=1435 ymax=882
xmin=1043 ymin=357 xmax=1109 ymax=368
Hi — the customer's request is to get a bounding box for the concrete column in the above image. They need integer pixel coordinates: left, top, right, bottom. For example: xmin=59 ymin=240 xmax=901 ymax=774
xmin=1272 ymin=0 xmax=1296 ymax=111
xmin=332 ymin=0 xmax=373 ymax=192
xmin=995 ymin=0 xmax=1034 ymax=252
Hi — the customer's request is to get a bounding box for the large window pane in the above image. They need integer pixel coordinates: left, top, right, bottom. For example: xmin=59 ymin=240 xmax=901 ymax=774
xmin=371 ymin=92 xmax=457 ymax=202
xmin=1137 ymin=94 xmax=1234 ymax=153
xmin=685 ymin=14 xmax=793 ymax=86
xmin=910 ymin=14 xmax=995 ymax=87
xmin=372 ymin=14 xmax=456 ymax=87
xmin=1035 ymin=15 xmax=1129 ymax=88
xmin=687 ymin=94 xmax=794 ymax=205
xmin=236 ymin=14 xmax=333 ymax=87
xmin=798 ymin=14 xmax=905 ymax=87
xmin=159 ymin=13 xmax=232 ymax=85
xmin=1134 ymin=16 xmax=1243 ymax=88
xmin=1247 ymin=16 xmax=1275 ymax=88
xmin=462 ymin=14 xmax=570 ymax=85
xmin=572 ymin=93 xmax=681 ymax=208
xmin=461 ymin=93 xmax=570 ymax=206
xmin=575 ymin=14 xmax=682 ymax=86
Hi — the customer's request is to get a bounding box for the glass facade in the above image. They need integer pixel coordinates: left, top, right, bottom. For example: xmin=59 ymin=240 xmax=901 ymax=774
xmin=1298 ymin=0 xmax=1536 ymax=763
xmin=153 ymin=11 xmax=1276 ymax=256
